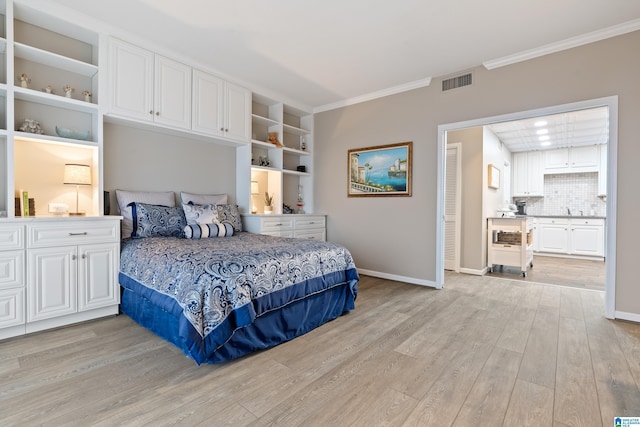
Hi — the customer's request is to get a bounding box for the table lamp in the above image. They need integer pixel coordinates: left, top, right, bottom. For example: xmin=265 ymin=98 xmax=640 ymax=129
xmin=64 ymin=163 xmax=91 ymax=216
xmin=251 ymin=181 xmax=259 ymax=214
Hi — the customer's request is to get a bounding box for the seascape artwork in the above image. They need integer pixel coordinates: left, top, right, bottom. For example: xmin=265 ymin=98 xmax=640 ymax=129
xmin=348 ymin=142 xmax=412 ymax=197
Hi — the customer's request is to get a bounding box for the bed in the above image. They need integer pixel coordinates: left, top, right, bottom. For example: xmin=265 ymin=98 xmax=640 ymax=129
xmin=118 ymin=231 xmax=359 ymax=364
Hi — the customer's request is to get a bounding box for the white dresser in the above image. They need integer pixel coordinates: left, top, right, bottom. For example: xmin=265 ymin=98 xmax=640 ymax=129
xmin=242 ymin=214 xmax=326 ymax=241
xmin=0 ymin=217 xmax=121 ymax=340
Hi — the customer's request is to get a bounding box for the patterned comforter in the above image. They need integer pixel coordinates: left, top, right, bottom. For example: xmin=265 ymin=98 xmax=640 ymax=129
xmin=119 ymin=232 xmax=359 ymax=362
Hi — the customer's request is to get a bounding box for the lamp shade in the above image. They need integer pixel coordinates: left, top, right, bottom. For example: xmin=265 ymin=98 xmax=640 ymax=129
xmin=63 ymin=164 xmax=91 ymax=185
xmin=251 ymin=181 xmax=259 ymax=195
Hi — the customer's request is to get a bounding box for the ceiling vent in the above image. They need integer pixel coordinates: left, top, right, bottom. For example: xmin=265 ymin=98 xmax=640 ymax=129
xmin=442 ymin=73 xmax=473 ymax=91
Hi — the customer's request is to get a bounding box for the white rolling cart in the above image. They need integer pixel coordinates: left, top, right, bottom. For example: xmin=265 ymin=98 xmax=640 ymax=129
xmin=487 ymin=217 xmax=534 ymax=277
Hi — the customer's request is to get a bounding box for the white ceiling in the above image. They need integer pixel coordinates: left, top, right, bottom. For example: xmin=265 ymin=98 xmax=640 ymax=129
xmin=487 ymin=107 xmax=609 ymax=153
xmin=33 ymin=0 xmax=640 ymax=110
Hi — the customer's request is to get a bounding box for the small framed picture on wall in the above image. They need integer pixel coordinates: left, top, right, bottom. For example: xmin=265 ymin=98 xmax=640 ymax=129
xmin=488 ymin=164 xmax=500 ymax=189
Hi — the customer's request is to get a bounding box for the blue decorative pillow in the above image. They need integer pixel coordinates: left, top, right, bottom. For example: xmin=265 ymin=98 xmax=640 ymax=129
xmin=182 ymin=203 xmax=218 ymax=225
xmin=215 ymin=204 xmax=242 ymax=232
xmin=129 ymin=202 xmax=186 ymax=238
xmin=184 ymin=223 xmax=234 ymax=239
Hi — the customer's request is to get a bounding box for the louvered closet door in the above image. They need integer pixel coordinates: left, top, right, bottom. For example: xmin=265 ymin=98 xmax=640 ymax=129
xmin=444 ymin=143 xmax=461 ymax=272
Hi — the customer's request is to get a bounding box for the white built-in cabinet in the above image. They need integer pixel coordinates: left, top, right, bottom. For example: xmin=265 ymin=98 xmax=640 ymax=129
xmin=109 ymin=39 xmax=192 ymax=130
xmin=512 ymin=151 xmax=544 ymax=197
xmin=544 ymin=145 xmax=599 ymax=174
xmin=536 ymin=217 xmax=604 ymax=258
xmin=0 ymin=217 xmax=120 ymax=340
xmin=191 ymin=69 xmax=251 ymax=142
xmin=0 ymin=224 xmax=25 ymax=335
xmin=243 ymin=214 xmax=326 ymax=241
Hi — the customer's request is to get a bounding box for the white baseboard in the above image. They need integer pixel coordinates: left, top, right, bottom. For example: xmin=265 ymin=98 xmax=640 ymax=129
xmin=534 ymin=252 xmax=605 ymax=262
xmin=357 ymin=268 xmax=438 ymax=288
xmin=459 ymin=267 xmax=489 ymax=276
xmin=615 ymin=310 xmax=640 ymax=323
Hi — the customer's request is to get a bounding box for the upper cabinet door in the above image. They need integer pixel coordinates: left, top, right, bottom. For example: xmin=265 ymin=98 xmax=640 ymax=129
xmin=224 ymin=82 xmax=251 ymax=142
xmin=192 ymin=69 xmax=224 ymax=136
xmin=109 ymin=39 xmax=154 ymax=121
xmin=154 ymin=55 xmax=192 ymax=130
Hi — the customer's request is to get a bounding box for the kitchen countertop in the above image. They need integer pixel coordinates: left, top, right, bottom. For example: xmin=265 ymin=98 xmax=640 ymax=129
xmin=527 ymin=215 xmax=606 ymax=219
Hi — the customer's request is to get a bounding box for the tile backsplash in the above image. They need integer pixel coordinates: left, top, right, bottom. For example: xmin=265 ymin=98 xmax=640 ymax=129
xmin=514 ymin=172 xmax=606 ymax=216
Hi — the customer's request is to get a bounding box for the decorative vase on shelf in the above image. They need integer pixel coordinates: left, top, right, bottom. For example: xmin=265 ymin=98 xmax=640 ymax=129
xmin=63 ymin=85 xmax=74 ymax=98
xmin=263 ymin=192 xmax=274 ymax=214
xmin=19 ymin=73 xmax=30 ymax=88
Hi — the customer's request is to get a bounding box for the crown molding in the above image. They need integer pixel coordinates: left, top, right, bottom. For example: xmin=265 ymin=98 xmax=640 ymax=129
xmin=483 ymin=18 xmax=640 ymax=70
xmin=314 ymin=77 xmax=431 ymax=113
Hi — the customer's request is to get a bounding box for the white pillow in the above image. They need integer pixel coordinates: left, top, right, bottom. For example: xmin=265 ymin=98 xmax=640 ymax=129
xmin=180 ymin=192 xmax=227 ymax=205
xmin=182 ymin=203 xmax=218 ymax=225
xmin=116 ymin=190 xmax=175 ymax=239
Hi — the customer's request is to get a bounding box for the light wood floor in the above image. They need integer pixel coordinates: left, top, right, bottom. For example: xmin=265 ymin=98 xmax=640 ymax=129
xmin=486 ymin=255 xmax=606 ymax=291
xmin=1 ymin=273 xmax=639 ymax=426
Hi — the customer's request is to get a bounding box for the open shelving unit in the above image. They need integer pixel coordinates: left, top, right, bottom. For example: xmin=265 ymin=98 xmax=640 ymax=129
xmin=237 ymin=93 xmax=314 ymax=216
xmin=0 ymin=0 xmax=103 ymax=218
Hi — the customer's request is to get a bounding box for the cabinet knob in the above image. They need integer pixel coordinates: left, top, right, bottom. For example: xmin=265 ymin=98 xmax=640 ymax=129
xmin=225 ymin=128 xmax=229 ymax=132
xmin=156 ymin=111 xmax=160 ymax=116
xmin=149 ymin=110 xmax=153 ymax=115
xmin=82 ymin=254 xmax=87 ymax=259
xmin=220 ymin=127 xmax=224 ymax=131
xmin=72 ymin=254 xmax=77 ymax=260
xmin=68 ymin=232 xmax=88 ymax=236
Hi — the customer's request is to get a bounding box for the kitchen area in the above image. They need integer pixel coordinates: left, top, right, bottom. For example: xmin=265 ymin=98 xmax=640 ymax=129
xmin=485 ymin=107 xmax=608 ymax=289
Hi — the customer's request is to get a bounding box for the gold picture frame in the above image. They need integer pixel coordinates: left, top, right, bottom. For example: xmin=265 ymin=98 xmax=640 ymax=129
xmin=348 ymin=142 xmax=412 ymax=197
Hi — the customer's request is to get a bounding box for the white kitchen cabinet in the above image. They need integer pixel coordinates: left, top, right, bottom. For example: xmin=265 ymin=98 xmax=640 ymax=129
xmin=544 ymin=145 xmax=599 ymax=174
xmin=512 ymin=151 xmax=544 ymax=197
xmin=536 ymin=217 xmax=605 ymax=258
xmin=243 ymin=214 xmax=326 ymax=241
xmin=570 ymin=218 xmax=605 ymax=257
xmin=598 ymin=144 xmax=607 ymax=196
xmin=570 ymin=145 xmax=599 ymax=170
xmin=109 ymin=39 xmax=192 ymax=130
xmin=530 ymin=217 xmax=539 ymax=252
xmin=192 ymin=69 xmax=251 ymax=142
xmin=24 ymin=218 xmax=120 ymax=333
xmin=537 ymin=218 xmax=569 ymax=253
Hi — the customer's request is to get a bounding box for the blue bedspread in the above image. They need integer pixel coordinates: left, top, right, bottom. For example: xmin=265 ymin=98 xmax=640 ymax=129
xmin=119 ymin=232 xmax=359 ymax=363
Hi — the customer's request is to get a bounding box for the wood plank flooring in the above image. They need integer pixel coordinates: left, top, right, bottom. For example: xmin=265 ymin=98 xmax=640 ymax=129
xmin=1 ymin=273 xmax=639 ymax=426
xmin=486 ymin=255 xmax=606 ymax=291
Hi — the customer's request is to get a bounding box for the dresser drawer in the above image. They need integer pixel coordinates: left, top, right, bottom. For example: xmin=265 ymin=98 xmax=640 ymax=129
xmin=260 ymin=217 xmax=294 ymax=232
xmin=0 ymin=287 xmax=25 ymax=328
xmin=27 ymin=220 xmax=120 ymax=248
xmin=294 ymin=229 xmax=326 ymax=241
xmin=0 ymin=250 xmax=25 ymax=290
xmin=0 ymin=224 xmax=24 ymax=250
xmin=294 ymin=216 xmax=326 ymax=230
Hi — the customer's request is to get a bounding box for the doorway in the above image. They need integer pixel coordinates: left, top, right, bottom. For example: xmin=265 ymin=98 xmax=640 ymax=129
xmin=436 ymin=96 xmax=618 ymax=318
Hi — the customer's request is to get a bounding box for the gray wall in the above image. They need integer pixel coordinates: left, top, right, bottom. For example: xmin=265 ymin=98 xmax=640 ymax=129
xmin=314 ymin=30 xmax=640 ymax=315
xmin=103 ymin=123 xmax=236 ymax=211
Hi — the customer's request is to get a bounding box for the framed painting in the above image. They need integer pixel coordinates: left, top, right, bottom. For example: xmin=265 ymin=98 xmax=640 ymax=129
xmin=348 ymin=141 xmax=412 ymax=197
xmin=488 ymin=164 xmax=500 ymax=189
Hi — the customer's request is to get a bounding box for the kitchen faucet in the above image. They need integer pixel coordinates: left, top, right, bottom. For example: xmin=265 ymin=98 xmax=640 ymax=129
xmin=567 ymin=207 xmax=571 ymax=216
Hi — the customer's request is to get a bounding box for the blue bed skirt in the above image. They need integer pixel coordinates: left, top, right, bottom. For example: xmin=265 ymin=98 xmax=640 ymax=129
xmin=120 ymin=276 xmax=357 ymax=364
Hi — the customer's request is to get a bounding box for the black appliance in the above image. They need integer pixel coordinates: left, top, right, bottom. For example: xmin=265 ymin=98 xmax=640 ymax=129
xmin=515 ymin=200 xmax=527 ymax=216
xmin=104 ymin=191 xmax=110 ymax=215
